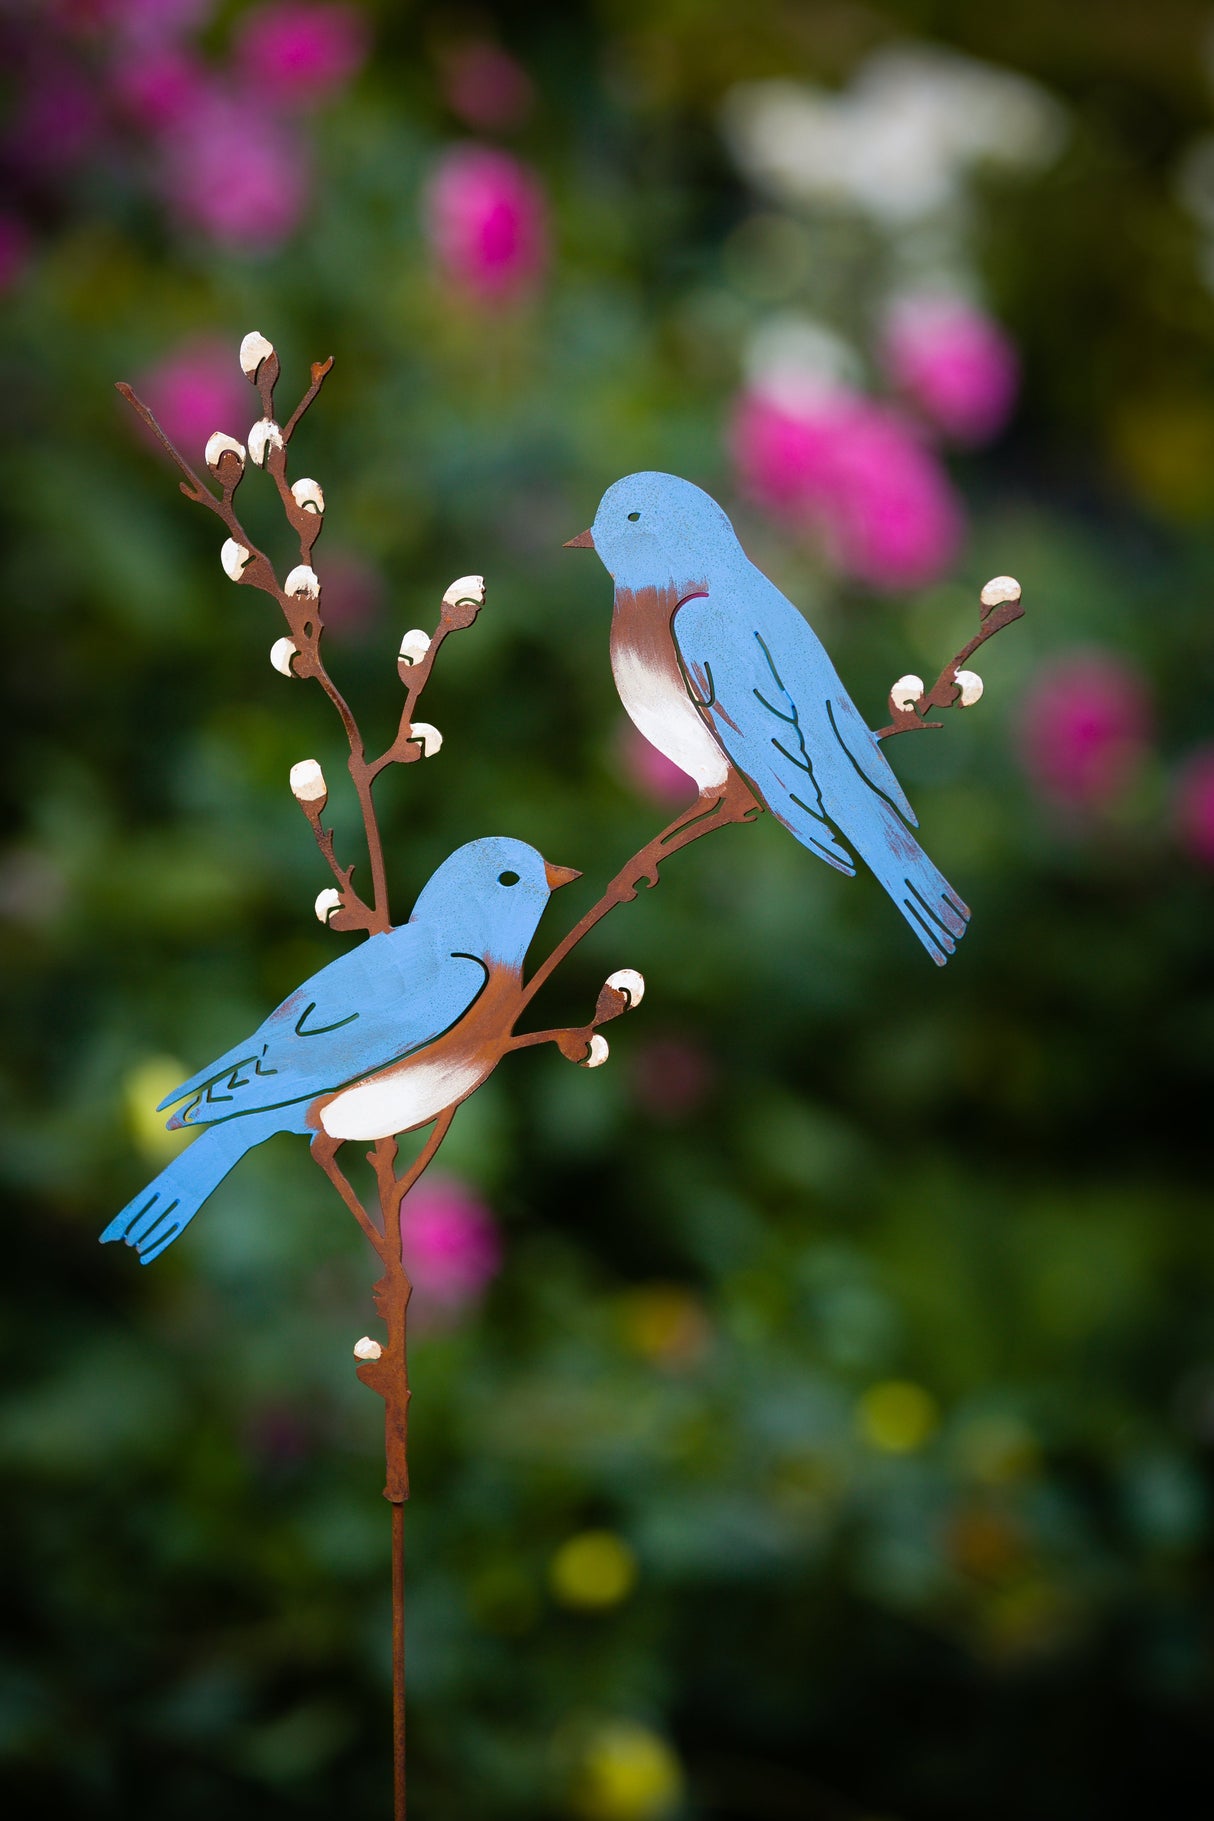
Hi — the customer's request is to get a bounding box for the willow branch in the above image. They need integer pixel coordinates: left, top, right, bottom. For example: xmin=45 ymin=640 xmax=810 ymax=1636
xmin=515 ymin=772 xmax=761 ymax=1020
xmin=116 ymin=364 xmax=390 ymax=929
xmin=876 ymin=577 xmax=1025 ymax=740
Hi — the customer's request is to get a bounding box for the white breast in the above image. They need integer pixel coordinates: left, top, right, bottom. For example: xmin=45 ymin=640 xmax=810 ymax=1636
xmin=611 ymin=647 xmax=730 ymax=792
xmin=321 ymin=1054 xmax=487 ymax=1142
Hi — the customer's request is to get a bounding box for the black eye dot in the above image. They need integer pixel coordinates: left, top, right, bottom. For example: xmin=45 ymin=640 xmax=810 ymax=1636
xmin=627 ymin=511 xmax=641 ymax=521
xmin=498 ymin=870 xmax=520 ymax=887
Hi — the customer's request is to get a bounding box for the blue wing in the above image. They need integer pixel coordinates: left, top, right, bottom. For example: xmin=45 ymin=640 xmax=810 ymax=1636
xmin=673 ymin=575 xmax=969 ymax=965
xmin=160 ymin=924 xmax=489 ymax=1129
xmin=673 ymin=572 xmax=916 ymax=852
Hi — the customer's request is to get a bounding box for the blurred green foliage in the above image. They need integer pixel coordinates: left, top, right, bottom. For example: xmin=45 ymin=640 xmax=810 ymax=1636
xmin=5 ymin=3 xmax=1214 ymax=1818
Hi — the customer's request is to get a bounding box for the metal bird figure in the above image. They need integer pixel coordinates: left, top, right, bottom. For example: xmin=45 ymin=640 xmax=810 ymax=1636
xmin=101 ymin=838 xmax=581 ymax=1263
xmin=567 ymin=471 xmax=970 ymax=964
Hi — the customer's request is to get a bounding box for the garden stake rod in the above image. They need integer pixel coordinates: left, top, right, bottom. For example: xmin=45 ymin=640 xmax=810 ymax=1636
xmin=109 ymin=332 xmax=1024 ymax=1819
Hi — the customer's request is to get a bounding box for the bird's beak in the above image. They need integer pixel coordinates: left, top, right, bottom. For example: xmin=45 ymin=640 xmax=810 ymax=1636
xmin=563 ymin=528 xmax=595 ymax=549
xmin=544 ymin=861 xmax=582 ymax=890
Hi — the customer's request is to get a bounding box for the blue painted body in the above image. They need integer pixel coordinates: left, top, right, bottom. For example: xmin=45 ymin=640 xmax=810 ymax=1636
xmin=101 ymin=838 xmax=558 ymax=1263
xmin=588 ymin=472 xmax=970 ymax=965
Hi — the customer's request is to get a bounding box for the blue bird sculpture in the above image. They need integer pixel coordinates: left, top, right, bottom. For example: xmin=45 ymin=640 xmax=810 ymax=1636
xmin=567 ymin=472 xmax=969 ymax=964
xmin=102 ymin=837 xmax=580 ymax=1263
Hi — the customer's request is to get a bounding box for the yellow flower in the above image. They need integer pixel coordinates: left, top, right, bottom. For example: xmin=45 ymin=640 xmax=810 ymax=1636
xmin=857 ymin=1380 xmax=938 ymax=1453
xmin=571 ymin=1721 xmax=683 ymax=1820
xmin=550 ymin=1531 xmax=638 ymax=1611
xmin=617 ymin=1284 xmax=711 ymax=1369
xmin=123 ymin=1056 xmax=193 ymax=1162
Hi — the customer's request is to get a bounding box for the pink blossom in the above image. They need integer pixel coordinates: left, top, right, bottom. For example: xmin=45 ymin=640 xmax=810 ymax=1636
xmin=133 ymin=337 xmax=249 ymax=460
xmin=1173 ymin=746 xmax=1214 ymax=865
xmin=159 ymin=88 xmax=308 ymax=250
xmin=234 ymin=3 xmax=369 ymax=108
xmin=399 ymin=1178 xmax=502 ymax=1312
xmin=633 ymin=1036 xmax=714 ymax=1120
xmin=730 ymin=388 xmax=963 ymax=591
xmin=424 ymin=145 xmax=548 ymax=302
xmin=52 ymin=0 xmax=212 ymax=40
xmin=112 ymin=43 xmax=211 ymax=133
xmin=117 ymin=0 xmax=214 ymax=40
xmin=882 ymin=295 xmax=1020 ymax=445
xmin=615 ymin=720 xmax=692 ymax=805
xmin=1017 ymin=652 xmax=1151 ymax=810
xmin=8 ymin=61 xmax=106 ymax=175
xmin=0 ymin=214 xmax=32 ymax=295
xmin=442 ymin=41 xmax=534 ymax=132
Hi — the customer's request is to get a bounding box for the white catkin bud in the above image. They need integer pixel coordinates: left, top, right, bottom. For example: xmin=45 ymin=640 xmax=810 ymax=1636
xmin=442 ymin=574 xmax=485 ymax=608
xmin=410 ymin=722 xmax=443 ymax=757
xmin=605 ymin=967 xmax=645 ymax=1008
xmin=584 ymin=1033 xmax=610 ymax=1068
xmin=955 ymin=669 xmax=985 ymax=707
xmin=353 ymin=1336 xmax=383 ymax=1361
xmin=980 ymin=575 xmax=1021 ymax=608
xmin=248 ymin=419 xmax=284 ymax=466
xmin=284 ymin=564 xmax=320 ymax=598
xmin=890 ymin=674 xmax=924 ymax=712
xmin=270 ymin=637 xmax=297 ymax=676
xmin=314 ymin=887 xmax=342 ymax=924
xmin=289 ymin=759 xmax=327 ymax=803
xmin=291 ymin=477 xmax=325 ymax=514
xmin=204 ymin=431 xmax=245 ymax=472
xmin=240 ymin=330 xmax=275 ymax=378
xmin=220 ymin=538 xmax=250 ymax=580
xmin=398 ymin=629 xmax=432 ymax=666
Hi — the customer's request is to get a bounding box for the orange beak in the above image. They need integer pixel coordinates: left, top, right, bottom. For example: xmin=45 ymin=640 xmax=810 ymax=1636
xmin=563 ymin=528 xmax=595 ymax=549
xmin=544 ymin=861 xmax=582 ymax=890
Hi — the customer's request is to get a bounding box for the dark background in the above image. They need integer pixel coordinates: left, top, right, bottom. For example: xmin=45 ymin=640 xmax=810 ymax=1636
xmin=4 ymin=2 xmax=1214 ymax=1816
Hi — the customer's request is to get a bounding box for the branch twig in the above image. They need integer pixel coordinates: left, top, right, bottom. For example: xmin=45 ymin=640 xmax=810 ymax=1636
xmin=876 ymin=575 xmax=1024 ymax=739
xmin=116 ymin=349 xmax=478 ymax=937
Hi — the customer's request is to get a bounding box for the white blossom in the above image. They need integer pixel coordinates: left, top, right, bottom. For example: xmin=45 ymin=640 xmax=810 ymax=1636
xmin=979 ymin=574 xmax=1021 ymax=608
xmin=955 ymin=669 xmax=984 ymax=707
xmin=584 ymin=1034 xmax=610 ymax=1068
xmin=204 ymin=431 xmax=245 ymax=473
xmin=605 ymin=968 xmax=646 ymax=1008
xmin=284 ymin=564 xmax=320 ymax=599
xmin=289 ymin=759 xmax=327 ymax=803
xmin=398 ymin=629 xmax=432 ymax=667
xmin=248 ymin=418 xmax=283 ymax=466
xmin=220 ymin=537 xmax=250 ymax=580
xmin=353 ymin=1336 xmax=383 ymax=1361
xmin=890 ymin=674 xmax=925 ymax=712
xmin=442 ymin=574 xmax=485 ymax=608
xmin=410 ymin=722 xmax=443 ymax=757
xmin=270 ymin=637 xmax=298 ymax=676
xmin=722 ymin=48 xmax=1066 ymax=227
xmin=239 ymin=330 xmax=275 ymax=378
xmin=314 ymin=887 xmax=342 ymax=924
xmin=291 ymin=477 xmax=325 ymax=514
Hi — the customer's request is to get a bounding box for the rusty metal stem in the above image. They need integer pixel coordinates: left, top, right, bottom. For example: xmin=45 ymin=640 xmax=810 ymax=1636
xmin=392 ymin=1499 xmax=406 ymax=1821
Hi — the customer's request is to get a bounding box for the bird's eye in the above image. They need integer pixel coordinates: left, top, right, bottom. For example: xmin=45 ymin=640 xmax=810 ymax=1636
xmin=498 ymin=870 xmax=520 ymax=887
xmin=627 ymin=511 xmax=641 ymax=522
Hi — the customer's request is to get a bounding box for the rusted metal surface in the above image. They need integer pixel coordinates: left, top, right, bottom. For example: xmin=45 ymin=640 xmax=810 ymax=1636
xmin=875 ymin=574 xmax=1025 ymax=739
xmin=111 ymin=339 xmax=704 ymax=1821
xmin=113 ymin=342 xmax=1022 ymax=1819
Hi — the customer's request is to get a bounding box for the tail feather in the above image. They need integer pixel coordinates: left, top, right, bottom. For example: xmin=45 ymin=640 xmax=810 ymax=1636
xmin=850 ymin=800 xmax=971 ymax=967
xmin=101 ymin=1119 xmax=272 ymax=1264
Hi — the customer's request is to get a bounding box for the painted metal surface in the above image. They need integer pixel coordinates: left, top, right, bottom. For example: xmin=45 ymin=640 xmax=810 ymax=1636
xmin=574 ymin=470 xmax=1022 ymax=965
xmin=106 ymin=336 xmax=1023 ymax=1821
xmin=100 ymin=838 xmax=579 ymax=1263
